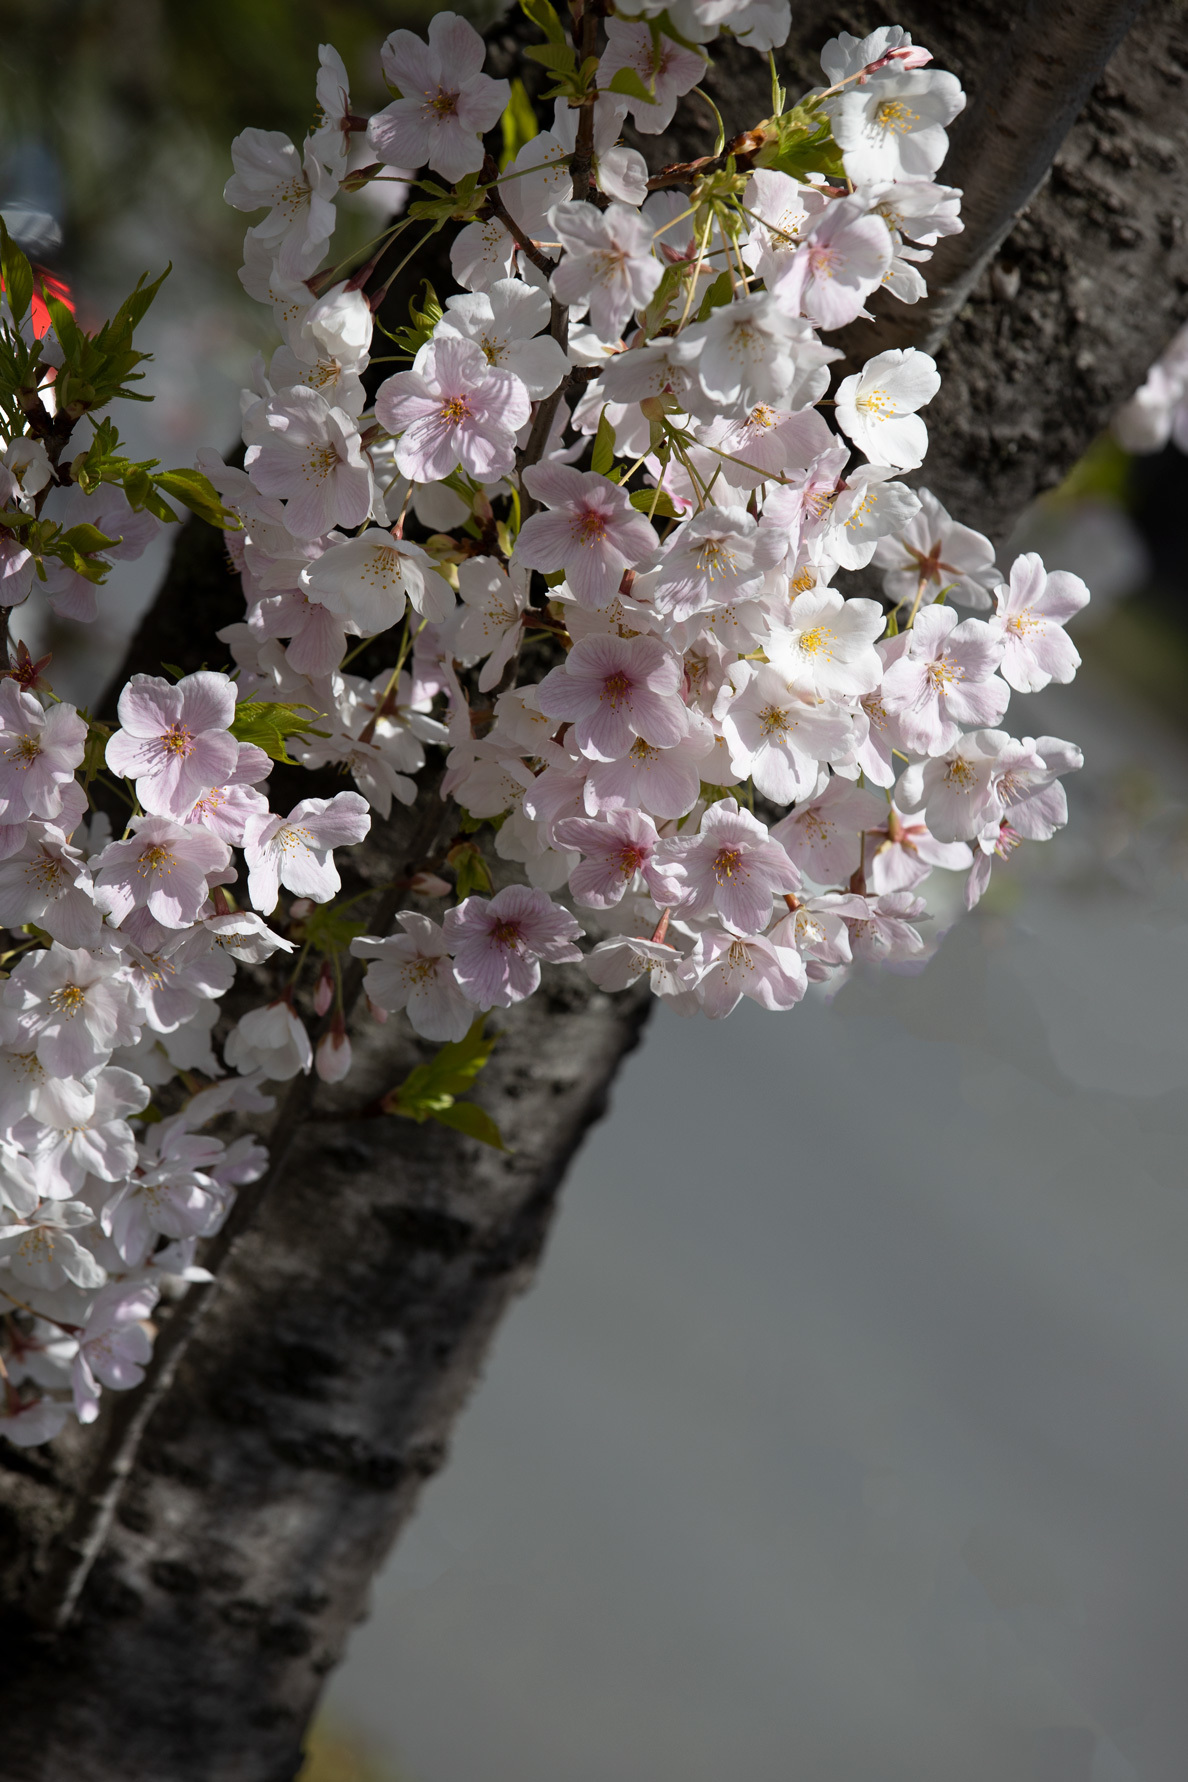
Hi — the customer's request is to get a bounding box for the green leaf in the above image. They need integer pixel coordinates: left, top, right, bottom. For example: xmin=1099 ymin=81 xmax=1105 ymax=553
xmin=500 ymin=78 xmax=539 ymax=169
xmin=607 ymin=67 xmax=657 ymax=105
xmin=447 ymin=840 xmax=493 ymax=899
xmin=229 ymin=699 xmax=327 ymax=765
xmin=630 ymin=487 xmax=680 ymax=520
xmin=756 ymin=102 xmax=846 ymax=181
xmin=0 ymin=217 xmax=33 ymax=328
xmin=301 ymin=902 xmax=368 ymax=955
xmin=590 ymin=408 xmax=617 ymax=478
xmin=152 ymin=468 xmax=238 ymax=529
xmin=520 ymin=0 xmax=567 ymax=42
xmin=381 ymin=1017 xmax=501 ymax=1121
xmin=58 ymin=522 xmax=120 ymax=556
xmin=431 ymin=1100 xmax=510 ymax=1151
xmin=696 ymin=268 xmax=734 ymax=322
xmin=524 ymin=40 xmax=577 ymax=76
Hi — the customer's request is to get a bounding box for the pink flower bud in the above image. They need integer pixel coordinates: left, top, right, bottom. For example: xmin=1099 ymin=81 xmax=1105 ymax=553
xmin=409 ymin=871 xmax=451 ymax=898
xmin=289 ymin=898 xmax=315 ymax=919
xmin=313 ymin=960 xmax=335 ymax=1016
xmin=315 ymin=1021 xmax=352 ymax=1083
xmin=366 ymin=996 xmax=389 ymax=1024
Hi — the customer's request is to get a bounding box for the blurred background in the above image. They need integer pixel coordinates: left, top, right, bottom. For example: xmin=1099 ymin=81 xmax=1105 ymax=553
xmin=4 ymin=5 xmax=1188 ymax=1779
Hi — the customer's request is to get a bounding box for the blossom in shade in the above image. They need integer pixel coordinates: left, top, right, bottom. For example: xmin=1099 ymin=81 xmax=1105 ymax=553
xmin=515 ymin=463 xmax=659 ymax=609
xmin=581 ymin=721 xmax=717 ymax=821
xmin=375 ymin=336 xmax=529 ymax=484
xmin=224 ymin=999 xmax=313 ymax=1080
xmin=71 ymin=1281 xmax=159 ymax=1424
xmin=582 ymin=934 xmax=686 ymax=996
xmin=864 ymin=804 xmax=973 ymax=893
xmin=0 ymin=1199 xmax=107 ymax=1291
xmin=105 ymin=670 xmax=240 ymax=818
xmin=880 ymin=604 xmax=1009 ymax=755
xmin=597 ymin=20 xmax=705 ymax=133
xmin=223 ymin=129 xmax=338 ymax=278
xmin=770 ymin=779 xmax=887 ymax=884
xmin=444 ymin=885 xmax=584 ymax=1008
xmin=897 ymin=729 xmax=1046 ymax=843
xmin=0 ymin=824 xmax=101 ymax=947
xmin=92 ymin=817 xmax=232 ymax=929
xmin=245 ymin=387 xmax=373 ymax=539
xmin=987 ymin=553 xmax=1089 ymax=692
xmin=453 ymin=557 xmax=530 ymax=692
xmin=835 ymin=347 xmax=940 ymax=471
xmin=553 ymin=811 xmax=684 ymax=908
xmin=369 ymin=13 xmax=510 ymax=184
xmin=549 ymin=200 xmax=663 ymax=343
xmin=872 ymin=486 xmax=999 ymax=611
xmin=0 ymin=682 xmax=87 ymax=822
xmin=242 ymin=791 xmax=371 ymax=912
xmin=659 ymin=799 xmax=800 ymax=933
xmin=681 ymin=928 xmax=807 ymax=1018
xmin=537 ymin=632 xmax=687 ymax=760
xmin=352 ymin=915 xmax=475 ymax=1042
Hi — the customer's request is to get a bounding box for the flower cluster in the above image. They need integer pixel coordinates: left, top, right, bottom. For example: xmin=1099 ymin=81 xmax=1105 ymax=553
xmin=1 ymin=8 xmax=1090 ymax=1444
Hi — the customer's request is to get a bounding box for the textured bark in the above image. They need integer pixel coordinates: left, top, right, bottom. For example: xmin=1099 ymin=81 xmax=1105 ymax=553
xmin=3 ymin=3 xmax=1188 ymax=1777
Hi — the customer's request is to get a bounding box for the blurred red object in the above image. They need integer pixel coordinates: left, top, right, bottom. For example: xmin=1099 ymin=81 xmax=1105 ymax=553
xmin=0 ymin=266 xmax=73 ymax=338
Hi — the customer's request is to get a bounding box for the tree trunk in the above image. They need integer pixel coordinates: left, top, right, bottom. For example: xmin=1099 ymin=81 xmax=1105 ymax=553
xmin=3 ymin=3 xmax=1187 ymax=1776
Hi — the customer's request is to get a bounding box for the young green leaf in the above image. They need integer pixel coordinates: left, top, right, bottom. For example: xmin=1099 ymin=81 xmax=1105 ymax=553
xmin=500 ymin=78 xmax=539 ymax=168
xmin=696 ymin=269 xmax=734 ymax=322
xmin=447 ymin=840 xmax=494 ymax=899
xmin=229 ymin=700 xmax=327 ymax=765
xmin=0 ymin=217 xmax=33 ymax=329
xmin=590 ymin=408 xmax=618 ymax=478
xmin=430 ymin=1100 xmax=510 ymax=1151
xmin=301 ymin=902 xmax=369 ymax=955
xmin=152 ymin=468 xmax=239 ymax=529
xmin=629 ymin=487 xmax=680 ymax=520
xmin=520 ymin=0 xmax=567 ymax=43
xmin=607 ymin=67 xmax=657 ymax=105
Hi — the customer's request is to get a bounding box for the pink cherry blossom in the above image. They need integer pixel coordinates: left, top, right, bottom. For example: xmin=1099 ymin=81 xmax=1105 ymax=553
xmin=863 ymin=805 xmax=972 ymax=893
xmin=224 ymin=999 xmax=313 ymax=1080
xmin=92 ymin=817 xmax=232 ymax=929
xmin=987 ymin=552 xmax=1089 ymax=692
xmin=352 ymin=915 xmax=475 ymax=1042
xmin=369 ymin=14 xmax=510 ymax=184
xmin=537 ymin=632 xmax=688 ymax=760
xmin=880 ymin=604 xmax=1008 ymax=755
xmin=71 ymin=1281 xmax=159 ymax=1424
xmin=681 ymin=928 xmax=807 ymax=1018
xmin=444 ymin=885 xmax=584 ymax=1009
xmin=770 ymin=779 xmax=887 ymax=884
xmin=770 ymin=195 xmax=891 ymax=329
xmin=105 ymin=670 xmax=240 ymax=818
xmin=375 ymin=336 xmax=529 ymax=484
xmin=553 ymin=811 xmax=684 ymax=909
xmin=597 ymin=21 xmax=705 ymax=134
xmin=245 ymin=387 xmax=373 ymax=539
xmin=0 ymin=944 xmax=141 ymax=1078
xmin=549 ymin=200 xmax=663 ymax=343
xmin=0 ymin=682 xmax=87 ymax=823
xmin=715 ymin=663 xmax=855 ymax=803
xmin=659 ymin=799 xmax=800 ymax=934
xmin=515 ymin=462 xmax=659 ymax=610
xmin=242 ymin=791 xmax=371 ymax=912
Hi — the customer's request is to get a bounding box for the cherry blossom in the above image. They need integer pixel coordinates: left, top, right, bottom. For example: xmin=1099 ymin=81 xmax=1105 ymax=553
xmin=660 ymin=799 xmax=800 ymax=933
xmin=242 ymin=791 xmax=371 ymax=911
xmin=444 ymin=886 xmax=583 ymax=1009
xmin=435 ymin=280 xmax=569 ymax=398
xmin=92 ymin=818 xmax=231 ymax=929
xmin=352 ymin=915 xmax=475 ymax=1042
xmin=834 ymin=347 xmax=940 ymax=471
xmin=681 ymin=928 xmax=807 ymax=1018
xmin=553 ymin=811 xmax=684 ymax=909
xmin=872 ymin=486 xmax=999 ymax=611
xmin=771 ymin=195 xmax=891 ymax=329
xmin=515 ymin=463 xmax=660 ymax=609
xmin=715 ymin=663 xmax=854 ymax=803
xmin=245 ymin=387 xmax=373 ymax=539
xmin=300 ymin=530 xmax=451 ymax=635
xmin=375 ymin=336 xmax=530 ymax=483
xmin=549 ymin=201 xmax=663 ymax=344
xmin=987 ymin=553 xmax=1090 ymax=692
xmin=880 ymin=604 xmax=1009 ymax=755
xmin=766 ymin=587 xmax=886 ymax=699
xmin=537 ymin=632 xmax=688 ymax=759
xmin=598 ymin=20 xmax=706 ymax=132
xmin=828 ymin=68 xmax=965 ymax=185
xmin=369 ymin=13 xmax=509 ymax=184
xmin=0 ymin=682 xmax=87 ymax=823
xmin=105 ymin=671 xmax=240 ymax=819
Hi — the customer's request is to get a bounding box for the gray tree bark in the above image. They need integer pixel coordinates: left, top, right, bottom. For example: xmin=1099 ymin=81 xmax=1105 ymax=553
xmin=2 ymin=2 xmax=1187 ymax=1777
